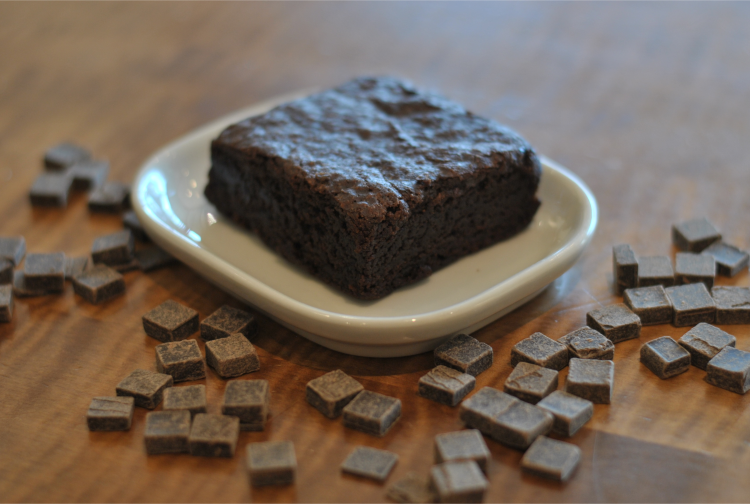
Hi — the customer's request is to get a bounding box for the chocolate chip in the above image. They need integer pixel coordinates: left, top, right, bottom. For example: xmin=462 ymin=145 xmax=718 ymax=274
xmin=520 ymin=436 xmax=581 ymax=482
xmin=678 ymin=323 xmax=736 ymax=370
xmin=341 ymin=446 xmax=399 ymax=482
xmin=536 ymin=390 xmax=593 ymax=437
xmin=586 ymin=303 xmax=641 ymax=343
xmin=640 ymin=336 xmax=691 ymax=379
xmin=0 ymin=284 xmax=12 ymax=323
xmin=623 ymin=285 xmax=673 ymax=325
xmin=72 ymin=265 xmax=125 ymax=304
xmin=342 ymin=390 xmax=401 ymax=437
xmin=459 ymin=387 xmax=518 ymax=438
xmin=613 ymin=244 xmax=638 ymax=293
xmin=135 ymin=247 xmax=176 ymax=272
xmin=44 ymin=142 xmax=91 ymax=171
xmin=637 ymin=256 xmax=674 ymax=287
xmin=188 ymin=413 xmax=240 ymax=458
xmin=205 ymin=333 xmax=260 ymax=378
xmin=122 ymin=210 xmax=150 ymax=242
xmin=386 ymin=472 xmax=436 ymax=503
xmin=665 ymin=283 xmax=716 ymax=326
xmin=674 ymin=252 xmax=715 ymax=288
xmin=0 ymin=259 xmax=11 ymax=285
xmin=246 ymin=440 xmax=297 ymax=486
xmin=12 ymin=270 xmax=50 ymax=297
xmin=558 ymin=327 xmax=614 ymax=360
xmin=200 ymin=305 xmax=257 ymax=342
xmin=88 ymin=181 xmax=130 ymax=213
xmin=434 ymin=334 xmax=493 ymax=377
xmin=68 ymin=160 xmax=109 ymax=191
xmin=418 ymin=365 xmax=475 ymax=407
xmin=434 ymin=429 xmax=490 ymax=474
xmin=511 ymin=332 xmax=569 ymax=371
xmin=0 ymin=236 xmax=25 ymax=266
xmin=702 ymin=241 xmax=750 ymax=277
xmin=565 ymin=358 xmax=614 ymax=404
xmin=492 ymin=400 xmax=554 ymax=449
xmin=86 ymin=396 xmax=134 ymax=431
xmin=163 ymin=385 xmax=207 ymax=418
xmin=672 ymin=217 xmax=721 ymax=252
xmin=115 ymin=369 xmax=173 ymax=409
xmin=712 ymin=286 xmax=750 ymax=325
xmin=64 ymin=256 xmax=89 ymax=280
xmin=705 ymin=347 xmax=750 ymax=394
xmin=29 ymin=172 xmax=72 ymax=207
xmin=221 ymin=379 xmax=270 ymax=431
xmin=142 ymin=299 xmax=199 ymax=342
xmin=24 ymin=252 xmax=65 ymax=292
xmin=92 ymin=230 xmax=135 ymax=266
xmin=503 ymin=362 xmax=558 ymax=405
xmin=155 ymin=339 xmax=206 ymax=383
xmin=305 ymin=369 xmax=364 ymax=419
xmin=144 ymin=410 xmax=191 ymax=455
xmin=429 ymin=461 xmax=488 ymax=503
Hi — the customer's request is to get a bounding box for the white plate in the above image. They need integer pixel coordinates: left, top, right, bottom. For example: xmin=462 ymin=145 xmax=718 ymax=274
xmin=132 ymin=92 xmax=598 ymax=358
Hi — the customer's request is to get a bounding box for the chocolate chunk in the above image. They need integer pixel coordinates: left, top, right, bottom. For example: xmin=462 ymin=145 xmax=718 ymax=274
xmin=123 ymin=210 xmax=150 ymax=242
xmin=493 ymin=400 xmax=554 ymax=449
xmin=665 ymin=283 xmax=716 ymax=326
xmin=429 ymin=461 xmax=488 ymax=503
xmin=29 ymin=172 xmax=72 ymax=207
xmin=64 ymin=256 xmax=89 ymax=280
xmin=434 ymin=334 xmax=493 ymax=377
xmin=92 ymin=230 xmax=135 ymax=266
xmin=586 ymin=303 xmax=641 ymax=343
xmin=705 ymin=347 xmax=750 ymax=394
xmin=72 ymin=265 xmax=125 ymax=304
xmin=144 ymin=410 xmax=191 ymax=455
xmin=135 ymin=246 xmax=176 ymax=272
xmin=205 ymin=333 xmax=260 ymax=378
xmin=558 ymin=327 xmax=614 ymax=360
xmin=623 ymin=285 xmax=673 ymax=325
xmin=418 ymin=365 xmax=475 ymax=407
xmin=613 ymin=244 xmax=638 ymax=293
xmin=678 ymin=323 xmax=736 ymax=370
xmin=672 ymin=217 xmax=721 ymax=252
xmin=342 ymin=390 xmax=401 ymax=437
xmin=434 ymin=429 xmax=490 ymax=474
xmin=24 ymin=252 xmax=65 ymax=292
xmin=112 ymin=258 xmax=140 ymax=273
xmin=115 ymin=369 xmax=173 ymax=409
xmin=0 ymin=284 xmax=13 ymax=322
xmin=155 ymin=339 xmax=206 ymax=383
xmin=68 ymin=160 xmax=109 ymax=191
xmin=702 ymin=241 xmax=750 ymax=277
xmin=503 ymin=362 xmax=558 ymax=405
xmin=640 ymin=336 xmax=691 ymax=379
xmin=12 ymin=271 xmax=50 ymax=297
xmin=386 ymin=473 xmax=436 ymax=503
xmin=305 ymin=369 xmax=364 ymax=419
xmin=565 ymin=358 xmax=614 ymax=404
xmin=86 ymin=396 xmax=134 ymax=431
xmin=510 ymin=332 xmax=569 ymax=371
xmin=520 ymin=436 xmax=581 ymax=482
xmin=674 ymin=252 xmax=715 ymax=288
xmin=536 ymin=390 xmax=593 ymax=437
xmin=459 ymin=387 xmax=518 ymax=437
xmin=188 ymin=413 xmax=240 ymax=457
xmin=0 ymin=259 xmax=11 ymax=285
xmin=246 ymin=440 xmax=297 ymax=486
xmin=88 ymin=181 xmax=130 ymax=213
xmin=142 ymin=299 xmax=199 ymax=342
xmin=221 ymin=379 xmax=270 ymax=431
xmin=0 ymin=236 xmax=25 ymax=266
xmin=712 ymin=286 xmax=750 ymax=325
xmin=44 ymin=142 xmax=91 ymax=170
xmin=341 ymin=446 xmax=399 ymax=482
xmin=200 ymin=305 xmax=257 ymax=341
xmin=163 ymin=384 xmax=207 ymax=417
xmin=637 ymin=256 xmax=674 ymax=287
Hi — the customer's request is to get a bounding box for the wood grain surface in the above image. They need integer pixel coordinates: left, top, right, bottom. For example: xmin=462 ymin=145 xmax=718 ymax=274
xmin=3 ymin=2 xmax=750 ymax=502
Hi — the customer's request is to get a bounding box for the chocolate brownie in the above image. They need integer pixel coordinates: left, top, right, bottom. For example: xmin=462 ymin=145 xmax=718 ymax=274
xmin=205 ymin=76 xmax=541 ymax=299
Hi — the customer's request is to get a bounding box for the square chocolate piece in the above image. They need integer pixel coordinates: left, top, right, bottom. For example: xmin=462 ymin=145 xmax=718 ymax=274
xmin=29 ymin=172 xmax=72 ymax=207
xmin=115 ymin=369 xmax=173 ymax=409
xmin=705 ymin=347 xmax=750 ymax=394
xmin=0 ymin=259 xmax=12 ymax=285
xmin=637 ymin=256 xmax=674 ymax=287
xmin=221 ymin=379 xmax=270 ymax=431
xmin=72 ymin=265 xmax=125 ymax=304
xmin=200 ymin=305 xmax=257 ymax=341
xmin=434 ymin=334 xmax=493 ymax=377
xmin=702 ymin=241 xmax=750 ymax=277
xmin=135 ymin=246 xmax=176 ymax=272
xmin=623 ymin=285 xmax=673 ymax=326
xmin=24 ymin=252 xmax=65 ymax=292
xmin=712 ymin=286 xmax=750 ymax=325
xmin=459 ymin=387 xmax=519 ymax=437
xmin=112 ymin=258 xmax=140 ymax=273
xmin=418 ymin=365 xmax=476 ymax=407
xmin=163 ymin=384 xmax=207 ymax=417
xmin=665 ymin=283 xmax=716 ymax=326
xmin=674 ymin=252 xmax=715 ymax=288
xmin=434 ymin=429 xmax=490 ymax=474
xmin=341 ymin=446 xmax=399 ymax=482
xmin=430 ymin=461 xmax=488 ymax=503
xmin=558 ymin=327 xmax=615 ymax=360
xmin=342 ymin=390 xmax=401 ymax=437
xmin=510 ymin=332 xmax=569 ymax=371
xmin=492 ymin=400 xmax=554 ymax=449
xmin=64 ymin=256 xmax=89 ymax=280
xmin=205 ymin=333 xmax=260 ymax=378
xmin=68 ymin=160 xmax=109 ymax=191
xmin=12 ymin=270 xmax=50 ymax=297
xmin=155 ymin=339 xmax=206 ymax=383
xmin=672 ymin=217 xmax=721 ymax=252
xmin=123 ymin=210 xmax=150 ymax=242
xmin=565 ymin=358 xmax=614 ymax=404
xmin=678 ymin=323 xmax=736 ymax=370
xmin=503 ymin=362 xmax=558 ymax=405
xmin=306 ymin=369 xmax=364 ymax=418
xmin=144 ymin=410 xmax=191 ymax=455
xmin=246 ymin=440 xmax=297 ymax=486
xmin=536 ymin=390 xmax=593 ymax=437
xmin=86 ymin=396 xmax=134 ymax=431
xmin=88 ymin=181 xmax=130 ymax=213
xmin=0 ymin=236 xmax=25 ymax=266
xmin=92 ymin=230 xmax=135 ymax=266
xmin=44 ymin=141 xmax=91 ymax=170
xmin=142 ymin=299 xmax=199 ymax=342
xmin=640 ymin=336 xmax=691 ymax=379
xmin=586 ymin=303 xmax=641 ymax=343
xmin=189 ymin=413 xmax=240 ymax=457
xmin=613 ymin=244 xmax=638 ymax=293
xmin=387 ymin=473 xmax=436 ymax=504
xmin=520 ymin=436 xmax=581 ymax=482
xmin=0 ymin=284 xmax=13 ymax=323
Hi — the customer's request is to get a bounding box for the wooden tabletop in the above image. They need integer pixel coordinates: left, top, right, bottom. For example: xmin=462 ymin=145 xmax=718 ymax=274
xmin=3 ymin=2 xmax=750 ymax=502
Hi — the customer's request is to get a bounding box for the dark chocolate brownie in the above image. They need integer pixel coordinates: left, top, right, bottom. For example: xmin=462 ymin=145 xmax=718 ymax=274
xmin=205 ymin=77 xmax=541 ymax=299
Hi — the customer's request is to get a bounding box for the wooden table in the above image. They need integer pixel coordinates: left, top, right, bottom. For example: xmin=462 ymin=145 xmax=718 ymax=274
xmin=3 ymin=2 xmax=750 ymax=502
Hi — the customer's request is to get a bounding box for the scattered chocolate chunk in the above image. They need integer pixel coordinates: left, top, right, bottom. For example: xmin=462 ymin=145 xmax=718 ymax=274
xmin=24 ymin=252 xmax=65 ymax=292
xmin=142 ymin=299 xmax=199 ymax=342
xmin=637 ymin=256 xmax=674 ymax=287
xmin=123 ymin=210 xmax=150 ymax=242
xmin=68 ymin=160 xmax=109 ymax=191
xmin=135 ymin=246 xmax=176 ymax=272
xmin=674 ymin=252 xmax=715 ymax=288
xmin=29 ymin=172 xmax=73 ymax=207
xmin=0 ymin=284 xmax=12 ymax=323
xmin=565 ymin=358 xmax=614 ymax=404
xmin=492 ymin=400 xmax=554 ymax=449
xmin=246 ymin=440 xmax=297 ymax=486
xmin=12 ymin=271 xmax=49 ymax=297
xmin=0 ymin=259 xmax=11 ymax=285
xmin=112 ymin=258 xmax=140 ymax=273
xmin=163 ymin=384 xmax=207 ymax=417
xmin=64 ymin=256 xmax=89 ymax=280
xmin=189 ymin=413 xmax=240 ymax=457
xmin=386 ymin=472 xmax=436 ymax=504
xmin=510 ymin=332 xmax=569 ymax=371
xmin=613 ymin=244 xmax=638 ymax=293
xmin=665 ymin=283 xmax=716 ymax=326
xmin=306 ymin=369 xmax=364 ymax=419
xmin=221 ymin=379 xmax=270 ymax=431
xmin=86 ymin=396 xmax=134 ymax=431
xmin=672 ymin=217 xmax=722 ymax=252
xmin=678 ymin=323 xmax=736 ymax=370
xmin=205 ymin=333 xmax=260 ymax=378
xmin=430 ymin=461 xmax=488 ymax=503
xmin=702 ymin=241 xmax=750 ymax=277
xmin=200 ymin=305 xmax=257 ymax=341
xmin=88 ymin=181 xmax=130 ymax=213
xmin=503 ymin=362 xmax=558 ymax=405
xmin=91 ymin=230 xmax=135 ymax=266
xmin=536 ymin=390 xmax=593 ymax=437
xmin=434 ymin=429 xmax=490 ymax=474
xmin=115 ymin=369 xmax=173 ymax=409
xmin=342 ymin=390 xmax=401 ymax=437
xmin=0 ymin=236 xmax=25 ymax=265
xmin=640 ymin=336 xmax=691 ymax=379
xmin=418 ymin=365 xmax=475 ymax=407
xmin=712 ymin=286 xmax=750 ymax=325
xmin=341 ymin=446 xmax=399 ymax=482
xmin=586 ymin=303 xmax=641 ymax=343
xmin=558 ymin=327 xmax=615 ymax=360
xmin=144 ymin=410 xmax=191 ymax=455
xmin=459 ymin=387 xmax=518 ymax=437
xmin=520 ymin=436 xmax=581 ymax=482
xmin=623 ymin=285 xmax=673 ymax=325
xmin=155 ymin=339 xmax=206 ymax=383
xmin=705 ymin=347 xmax=750 ymax=394
xmin=71 ymin=265 xmax=125 ymax=304
xmin=44 ymin=142 xmax=91 ymax=170
xmin=434 ymin=334 xmax=493 ymax=377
